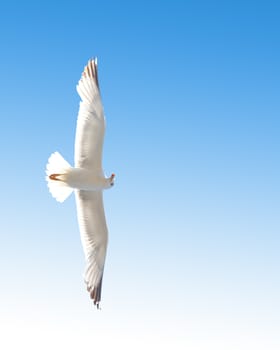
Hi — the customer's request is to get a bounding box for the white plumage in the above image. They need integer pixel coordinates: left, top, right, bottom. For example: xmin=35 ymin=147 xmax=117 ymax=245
xmin=45 ymin=59 xmax=115 ymax=308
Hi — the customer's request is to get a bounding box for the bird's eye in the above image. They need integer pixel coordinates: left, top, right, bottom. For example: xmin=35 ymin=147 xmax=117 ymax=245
xmin=111 ymin=183 xmax=114 ymax=186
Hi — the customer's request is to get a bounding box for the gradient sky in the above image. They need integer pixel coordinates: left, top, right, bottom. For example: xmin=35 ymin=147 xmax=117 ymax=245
xmin=0 ymin=1 xmax=279 ymax=349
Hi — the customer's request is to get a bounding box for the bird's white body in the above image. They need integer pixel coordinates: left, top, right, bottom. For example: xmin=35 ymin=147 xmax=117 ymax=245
xmin=45 ymin=59 xmax=114 ymax=308
xmin=56 ymin=167 xmax=112 ymax=191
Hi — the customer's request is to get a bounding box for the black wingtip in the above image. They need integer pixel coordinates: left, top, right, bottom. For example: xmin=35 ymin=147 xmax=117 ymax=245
xmin=88 ymin=276 xmax=103 ymax=309
xmin=83 ymin=58 xmax=100 ymax=90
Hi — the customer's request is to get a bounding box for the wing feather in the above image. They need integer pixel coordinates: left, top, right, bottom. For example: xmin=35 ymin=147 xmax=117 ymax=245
xmin=75 ymin=190 xmax=108 ymax=307
xmin=75 ymin=59 xmax=105 ymax=172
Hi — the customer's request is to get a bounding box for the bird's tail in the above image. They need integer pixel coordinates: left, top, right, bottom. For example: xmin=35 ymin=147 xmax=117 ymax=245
xmin=45 ymin=152 xmax=74 ymax=203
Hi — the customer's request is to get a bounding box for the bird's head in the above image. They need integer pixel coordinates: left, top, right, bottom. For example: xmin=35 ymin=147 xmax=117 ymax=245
xmin=107 ymin=173 xmax=115 ymax=188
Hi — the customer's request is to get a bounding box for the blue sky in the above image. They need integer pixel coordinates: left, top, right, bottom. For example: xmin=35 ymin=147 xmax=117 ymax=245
xmin=0 ymin=0 xmax=279 ymax=349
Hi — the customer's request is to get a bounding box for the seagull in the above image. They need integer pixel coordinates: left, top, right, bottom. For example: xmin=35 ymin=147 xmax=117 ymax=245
xmin=45 ymin=58 xmax=115 ymax=308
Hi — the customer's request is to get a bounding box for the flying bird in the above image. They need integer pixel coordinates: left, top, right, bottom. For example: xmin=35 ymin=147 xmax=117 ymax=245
xmin=45 ymin=59 xmax=115 ymax=308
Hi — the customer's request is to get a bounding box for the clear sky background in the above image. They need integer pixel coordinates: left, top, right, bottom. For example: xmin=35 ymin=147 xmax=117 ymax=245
xmin=0 ymin=1 xmax=279 ymax=349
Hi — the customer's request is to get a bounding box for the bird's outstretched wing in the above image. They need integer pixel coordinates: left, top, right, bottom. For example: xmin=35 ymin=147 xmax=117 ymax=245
xmin=75 ymin=60 xmax=108 ymax=307
xmin=75 ymin=59 xmax=105 ymax=173
xmin=75 ymin=190 xmax=108 ymax=307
